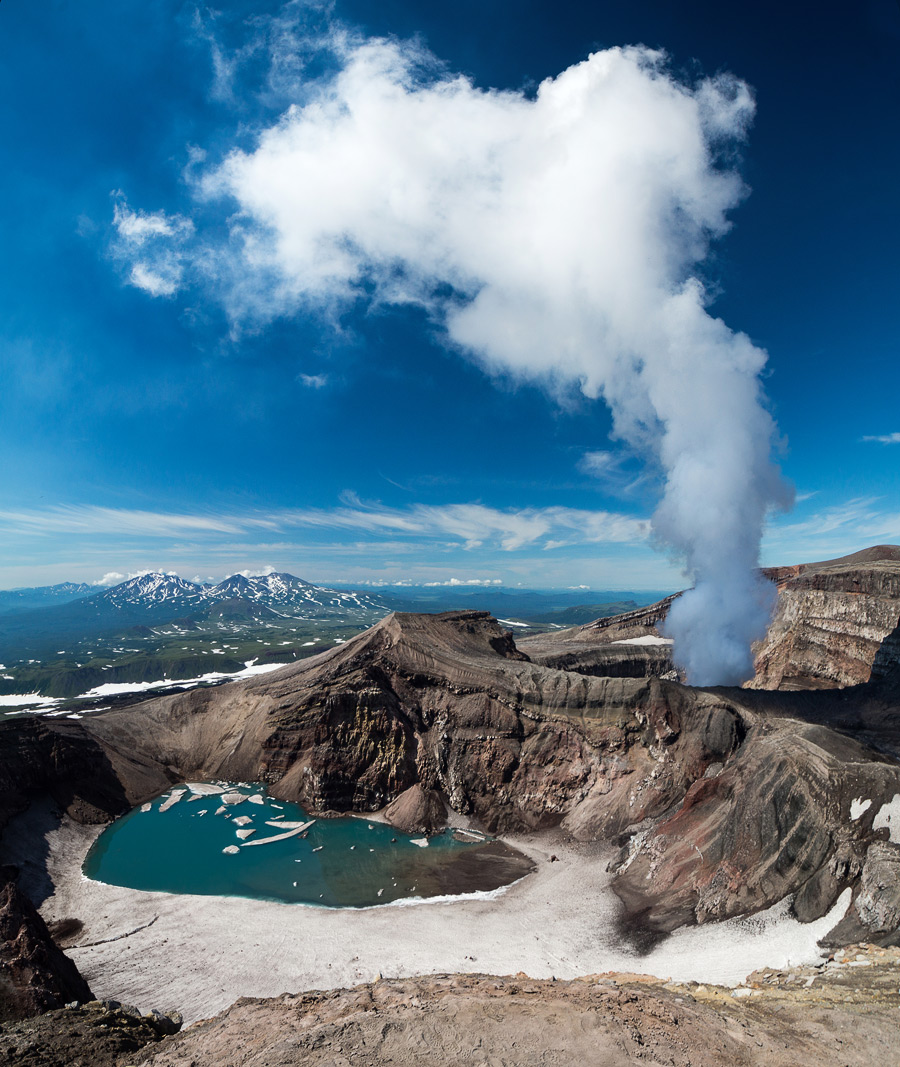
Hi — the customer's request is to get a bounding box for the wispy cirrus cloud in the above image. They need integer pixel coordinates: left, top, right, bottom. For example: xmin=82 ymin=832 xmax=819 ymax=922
xmin=0 ymin=505 xmax=279 ymax=538
xmin=763 ymin=496 xmax=900 ymax=564
xmin=0 ymin=500 xmax=648 ymax=553
xmin=862 ymin=432 xmax=900 ymax=444
xmin=274 ymin=497 xmax=649 ymax=550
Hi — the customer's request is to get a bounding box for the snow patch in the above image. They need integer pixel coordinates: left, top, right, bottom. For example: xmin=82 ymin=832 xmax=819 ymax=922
xmin=76 ymin=661 xmax=288 ymax=699
xmin=633 ymin=889 xmax=852 ymax=986
xmin=0 ymin=693 xmax=61 ymax=708
xmin=850 ymin=797 xmax=872 ymax=821
xmin=873 ymin=794 xmax=900 ymax=842
xmin=612 ymin=635 xmax=674 ymax=646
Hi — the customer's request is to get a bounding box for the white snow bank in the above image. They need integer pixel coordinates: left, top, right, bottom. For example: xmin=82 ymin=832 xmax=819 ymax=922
xmin=873 ymin=794 xmax=900 ymax=843
xmin=631 ymin=890 xmax=851 ymax=986
xmin=612 ymin=635 xmax=674 ymax=646
xmin=77 ymin=661 xmax=288 ymax=699
xmin=0 ymin=693 xmax=61 ymax=707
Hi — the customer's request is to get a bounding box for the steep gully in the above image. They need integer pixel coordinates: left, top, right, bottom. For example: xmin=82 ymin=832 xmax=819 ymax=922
xmin=2 ymin=550 xmax=900 ymax=1058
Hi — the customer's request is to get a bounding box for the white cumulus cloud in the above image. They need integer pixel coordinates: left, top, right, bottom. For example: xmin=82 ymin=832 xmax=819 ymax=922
xmin=113 ymin=20 xmax=790 ymax=683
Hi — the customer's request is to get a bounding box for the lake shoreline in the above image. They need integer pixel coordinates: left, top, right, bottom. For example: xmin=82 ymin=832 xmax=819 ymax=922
xmin=82 ymin=783 xmax=538 ymax=908
xmin=1 ymin=799 xmax=847 ymax=1026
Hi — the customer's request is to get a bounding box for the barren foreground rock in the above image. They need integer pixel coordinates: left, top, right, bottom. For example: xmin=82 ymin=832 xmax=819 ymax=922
xmin=66 ymin=945 xmax=900 ymax=1067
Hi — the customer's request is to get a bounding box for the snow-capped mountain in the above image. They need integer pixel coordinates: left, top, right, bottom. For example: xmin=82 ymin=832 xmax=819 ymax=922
xmin=96 ymin=573 xmax=207 ymax=612
xmin=0 ymin=571 xmax=391 ymax=662
xmin=90 ymin=571 xmax=386 ymax=621
xmin=209 ymin=572 xmax=312 ymax=604
xmin=206 ymin=572 xmax=383 ymax=617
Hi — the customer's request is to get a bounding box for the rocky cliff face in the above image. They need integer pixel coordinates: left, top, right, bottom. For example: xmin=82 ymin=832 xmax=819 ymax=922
xmin=518 ymin=595 xmax=679 ymax=681
xmin=521 ymin=547 xmax=900 ymax=693
xmin=0 ymin=719 xmax=139 ymax=1022
xmin=609 ymin=715 xmax=900 ymax=938
xmin=751 ymin=547 xmax=900 ymax=689
xmin=0 ymin=878 xmax=92 ymax=1022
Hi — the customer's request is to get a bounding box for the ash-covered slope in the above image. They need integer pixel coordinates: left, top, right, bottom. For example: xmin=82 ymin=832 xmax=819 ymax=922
xmin=117 ymin=959 xmax=900 ymax=1067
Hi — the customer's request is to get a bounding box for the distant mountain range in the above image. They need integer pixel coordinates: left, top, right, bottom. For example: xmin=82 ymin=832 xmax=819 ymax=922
xmin=0 ymin=572 xmax=666 ymax=703
xmin=89 ymin=571 xmax=384 ymax=619
xmin=0 ymin=572 xmax=388 ymax=660
xmin=0 ymin=570 xmax=665 ymax=667
xmin=0 ymin=582 xmax=94 ymax=615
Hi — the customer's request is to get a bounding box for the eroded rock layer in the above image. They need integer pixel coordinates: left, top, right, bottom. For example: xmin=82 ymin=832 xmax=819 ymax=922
xmin=518 ymin=595 xmax=679 ymax=681
xmin=753 ymin=548 xmax=900 ymax=689
xmin=521 ymin=546 xmax=900 ymax=691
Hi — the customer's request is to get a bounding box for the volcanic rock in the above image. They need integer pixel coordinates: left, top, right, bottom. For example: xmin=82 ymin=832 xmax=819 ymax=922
xmin=522 ymin=546 xmax=900 ymax=692
xmin=519 ymin=595 xmax=679 ymax=680
xmin=753 ymin=547 xmax=900 ymax=689
xmin=123 ymin=959 xmax=900 ymax=1067
xmin=383 ymin=784 xmax=448 ymax=834
xmin=5 ymin=598 xmax=900 ymax=1020
xmin=852 ymin=841 xmax=900 ymax=937
xmin=0 ymin=878 xmax=92 ymax=1022
xmin=0 ymin=1000 xmax=181 ymax=1066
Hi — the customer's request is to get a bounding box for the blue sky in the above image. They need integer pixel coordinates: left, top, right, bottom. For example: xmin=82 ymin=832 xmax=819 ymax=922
xmin=1 ymin=0 xmax=898 ymax=593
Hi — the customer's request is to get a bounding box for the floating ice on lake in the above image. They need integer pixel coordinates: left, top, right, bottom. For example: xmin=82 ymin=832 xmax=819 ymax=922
xmin=159 ymin=790 xmax=187 ymax=813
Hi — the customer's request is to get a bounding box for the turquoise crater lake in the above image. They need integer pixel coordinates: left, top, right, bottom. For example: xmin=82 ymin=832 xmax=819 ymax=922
xmin=83 ymin=783 xmax=533 ymax=907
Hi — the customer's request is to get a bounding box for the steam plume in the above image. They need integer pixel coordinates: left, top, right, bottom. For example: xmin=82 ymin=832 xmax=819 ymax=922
xmin=118 ymin=30 xmax=790 ymax=684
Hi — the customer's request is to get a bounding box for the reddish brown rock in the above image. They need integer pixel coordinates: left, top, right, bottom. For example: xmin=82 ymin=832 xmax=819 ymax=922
xmin=382 ymin=784 xmax=448 ymax=833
